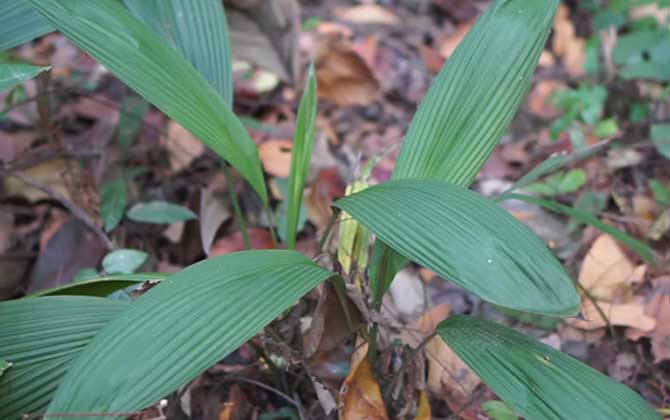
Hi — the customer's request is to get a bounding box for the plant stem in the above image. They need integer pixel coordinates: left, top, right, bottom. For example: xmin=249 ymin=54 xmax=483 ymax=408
xmin=318 ymin=208 xmax=341 ymax=254
xmin=221 ymin=161 xmax=251 ymax=250
xmin=264 ymin=204 xmax=279 ymax=247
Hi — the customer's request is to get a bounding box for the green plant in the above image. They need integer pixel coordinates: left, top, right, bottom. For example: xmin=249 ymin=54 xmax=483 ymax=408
xmin=0 ymin=1 xmax=661 ymax=419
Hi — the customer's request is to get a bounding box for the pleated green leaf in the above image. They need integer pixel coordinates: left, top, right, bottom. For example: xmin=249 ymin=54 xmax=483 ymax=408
xmin=123 ymin=0 xmax=233 ymax=106
xmin=392 ymin=0 xmax=558 ymax=186
xmin=0 ymin=297 xmax=129 ymax=420
xmin=508 ymin=193 xmax=655 ymax=264
xmin=334 ymin=180 xmax=580 ymax=315
xmin=0 ymin=63 xmax=50 ymax=92
xmin=31 ymin=273 xmax=168 ymax=297
xmin=27 ymin=0 xmax=268 ymax=204
xmin=438 ymin=315 xmax=660 ymax=420
xmin=0 ymin=1 xmax=52 ymax=51
xmin=46 ymin=250 xmax=331 ymax=418
xmin=286 ymin=63 xmax=318 ymax=249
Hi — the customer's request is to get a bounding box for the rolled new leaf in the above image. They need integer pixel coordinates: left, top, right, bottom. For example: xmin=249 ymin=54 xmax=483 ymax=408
xmin=334 ymin=180 xmax=580 ymax=315
xmin=27 ymin=0 xmax=268 ymax=204
xmin=46 ymin=250 xmax=332 ymax=419
xmin=393 ymin=0 xmax=558 ymax=186
xmin=0 ymin=297 xmax=129 ymax=420
xmin=438 ymin=315 xmax=660 ymax=420
xmin=286 ymin=63 xmax=318 ymax=249
xmin=123 ymin=0 xmax=234 ymax=106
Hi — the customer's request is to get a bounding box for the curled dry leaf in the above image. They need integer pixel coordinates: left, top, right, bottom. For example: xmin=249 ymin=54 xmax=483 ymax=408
xmin=552 ymin=5 xmax=585 ymax=77
xmin=335 ymin=5 xmax=399 ymax=26
xmin=339 ymin=357 xmax=389 ymax=420
xmin=578 ymin=234 xmax=647 ymax=302
xmin=566 ymin=299 xmax=656 ymax=331
xmin=402 ymin=304 xmax=481 ymax=412
xmin=316 ymin=39 xmax=380 ymax=106
xmin=258 ymin=139 xmax=293 ymax=178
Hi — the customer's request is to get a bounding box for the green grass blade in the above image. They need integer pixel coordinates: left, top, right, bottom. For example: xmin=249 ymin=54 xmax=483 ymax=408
xmin=334 ymin=180 xmax=580 ymax=316
xmin=0 ymin=1 xmax=52 ymax=51
xmin=46 ymin=250 xmax=331 ymax=418
xmin=27 ymin=0 xmax=268 ymax=204
xmin=0 ymin=297 xmax=129 ymax=420
xmin=508 ymin=193 xmax=655 ymax=264
xmin=392 ymin=0 xmax=558 ymax=186
xmin=0 ymin=64 xmax=50 ymax=92
xmin=438 ymin=315 xmax=660 ymax=420
xmin=286 ymin=63 xmax=318 ymax=249
xmin=123 ymin=0 xmax=233 ymax=106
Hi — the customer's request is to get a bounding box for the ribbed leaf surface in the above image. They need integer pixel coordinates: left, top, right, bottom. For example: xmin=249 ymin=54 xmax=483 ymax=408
xmin=438 ymin=315 xmax=660 ymax=420
xmin=392 ymin=0 xmax=558 ymax=186
xmin=27 ymin=0 xmax=267 ymax=204
xmin=0 ymin=297 xmax=128 ymax=420
xmin=0 ymin=64 xmax=49 ymax=92
xmin=334 ymin=180 xmax=580 ymax=315
xmin=46 ymin=250 xmax=331 ymax=419
xmin=0 ymin=1 xmax=52 ymax=51
xmin=286 ymin=63 xmax=317 ymax=249
xmin=31 ymin=273 xmax=169 ymax=297
xmin=123 ymin=0 xmax=233 ymax=105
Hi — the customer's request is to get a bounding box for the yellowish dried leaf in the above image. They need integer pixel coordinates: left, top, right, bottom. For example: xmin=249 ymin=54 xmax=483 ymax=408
xmin=339 ymin=357 xmax=389 ymax=420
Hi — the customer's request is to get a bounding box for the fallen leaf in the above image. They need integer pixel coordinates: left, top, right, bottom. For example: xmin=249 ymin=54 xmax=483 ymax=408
xmin=316 ymin=39 xmax=380 ymax=106
xmin=210 ymin=228 xmax=274 ymax=256
xmin=403 ymin=305 xmax=481 ymax=412
xmin=553 ymin=5 xmax=585 ymax=77
xmin=578 ymin=234 xmax=647 ymax=302
xmin=527 ymin=79 xmax=567 ymax=119
xmin=312 ymin=376 xmax=338 ymax=415
xmin=258 ymin=139 xmax=293 ymax=177
xmin=339 ymin=357 xmax=389 ymax=420
xmin=645 ymin=276 xmax=670 ymax=363
xmin=163 ymin=121 xmax=205 ymax=173
xmin=0 ymin=130 xmax=35 ymax=163
xmin=4 ymin=159 xmax=74 ymax=202
xmin=335 ymin=5 xmax=399 ymax=25
xmin=566 ymin=299 xmax=655 ymax=331
xmin=439 ymin=22 xmax=473 ymax=59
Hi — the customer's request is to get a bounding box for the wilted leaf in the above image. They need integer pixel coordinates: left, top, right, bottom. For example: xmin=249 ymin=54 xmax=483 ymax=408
xmin=567 ymin=299 xmax=656 ymax=331
xmin=102 ymin=249 xmax=148 ymax=275
xmin=339 ymin=357 xmax=389 ymax=420
xmin=200 ymin=189 xmax=231 ymax=256
xmin=338 ymin=182 xmax=371 ymax=277
xmin=127 ymin=201 xmax=197 ymax=224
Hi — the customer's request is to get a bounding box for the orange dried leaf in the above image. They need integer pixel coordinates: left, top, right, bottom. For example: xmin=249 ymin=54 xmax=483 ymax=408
xmin=339 ymin=357 xmax=389 ymax=420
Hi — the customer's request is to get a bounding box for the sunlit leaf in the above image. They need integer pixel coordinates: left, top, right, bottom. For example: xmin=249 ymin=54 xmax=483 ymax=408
xmin=102 ymin=249 xmax=148 ymax=275
xmin=27 ymin=0 xmax=268 ymax=204
xmin=47 ymin=250 xmax=332 ymax=418
xmin=0 ymin=297 xmax=128 ymax=420
xmin=438 ymin=315 xmax=660 ymax=420
xmin=334 ymin=180 xmax=580 ymax=315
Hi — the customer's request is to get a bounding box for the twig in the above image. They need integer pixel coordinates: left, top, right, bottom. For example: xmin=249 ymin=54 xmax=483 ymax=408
xmin=221 ymin=161 xmax=251 ymax=250
xmin=3 ymin=170 xmax=114 ymax=250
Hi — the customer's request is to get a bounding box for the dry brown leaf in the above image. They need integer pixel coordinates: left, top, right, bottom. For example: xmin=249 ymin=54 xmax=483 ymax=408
xmin=566 ymin=299 xmax=656 ymax=331
xmin=339 ymin=357 xmax=389 ymax=420
xmin=414 ymin=390 xmax=431 ymax=420
xmin=0 ymin=130 xmax=35 ymax=163
xmin=439 ymin=22 xmax=473 ymax=59
xmin=403 ymin=304 xmax=481 ymax=412
xmin=316 ymin=40 xmax=380 ymax=106
xmin=630 ymin=4 xmax=670 ymax=25
xmin=559 ymin=323 xmax=607 ymax=344
xmin=163 ymin=121 xmax=205 ymax=173
xmin=218 ymin=384 xmax=246 ymax=420
xmin=258 ymin=139 xmax=293 ymax=177
xmin=210 ymin=228 xmax=274 ymax=256
xmin=335 ymin=5 xmax=399 ymax=25
xmin=578 ymin=234 xmax=647 ymax=302
xmin=645 ymin=276 xmax=670 ymax=363
xmin=552 ymin=5 xmax=585 ymax=77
